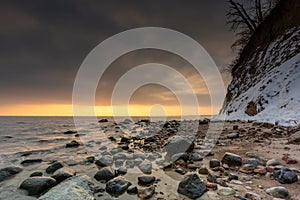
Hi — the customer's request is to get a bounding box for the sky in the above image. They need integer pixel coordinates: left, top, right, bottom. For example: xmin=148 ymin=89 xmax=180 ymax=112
xmin=0 ymin=0 xmax=237 ymax=116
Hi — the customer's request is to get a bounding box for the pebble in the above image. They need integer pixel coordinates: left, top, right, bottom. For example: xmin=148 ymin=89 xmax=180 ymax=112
xmin=217 ymin=187 xmax=236 ymax=196
xmin=138 ymin=175 xmax=156 ymax=186
xmin=51 ymin=167 xmax=75 ymax=183
xmin=221 ymin=152 xmax=242 ymax=166
xmin=45 ymin=162 xmax=63 ymax=174
xmin=177 ymin=173 xmax=207 ymax=199
xmin=105 ymin=176 xmax=131 ymax=196
xmin=95 ymin=155 xmax=113 ymax=167
xmin=138 ymin=185 xmax=155 ymax=199
xmin=127 ymin=185 xmax=138 ymax=194
xmin=65 ymin=140 xmax=80 ymax=148
xmin=265 ymin=186 xmax=289 ymax=198
xmin=21 ymin=159 xmax=43 ymax=166
xmin=266 ymin=159 xmax=280 ymax=166
xmin=0 ymin=166 xmax=23 ymax=182
xmin=138 ymin=160 xmax=152 ymax=174
xmin=94 ymin=167 xmax=115 ymax=182
xmin=209 ymin=159 xmax=221 ymax=168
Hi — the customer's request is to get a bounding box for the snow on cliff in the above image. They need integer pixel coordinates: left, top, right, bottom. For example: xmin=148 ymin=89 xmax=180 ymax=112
xmin=218 ymin=27 xmax=300 ymax=126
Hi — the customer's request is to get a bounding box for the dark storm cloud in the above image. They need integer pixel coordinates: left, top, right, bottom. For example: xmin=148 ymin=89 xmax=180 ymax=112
xmin=0 ymin=0 xmax=235 ymax=105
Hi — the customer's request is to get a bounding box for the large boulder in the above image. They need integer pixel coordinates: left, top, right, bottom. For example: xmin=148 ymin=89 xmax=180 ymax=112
xmin=177 ymin=173 xmax=207 ymax=199
xmin=20 ymin=177 xmax=56 ymax=195
xmin=0 ymin=166 xmax=23 ymax=182
xmin=38 ymin=175 xmax=94 ymax=200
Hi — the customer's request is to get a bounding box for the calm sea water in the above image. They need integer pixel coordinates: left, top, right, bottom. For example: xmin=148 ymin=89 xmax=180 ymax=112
xmin=0 ymin=116 xmax=210 ymax=168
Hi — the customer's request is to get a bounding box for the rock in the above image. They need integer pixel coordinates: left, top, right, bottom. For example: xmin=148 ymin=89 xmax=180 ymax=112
xmin=217 ymin=188 xmax=236 ymax=196
xmin=85 ymin=156 xmax=95 ymax=163
xmin=265 ymin=187 xmax=289 ymax=198
xmin=95 ymin=155 xmax=113 ymax=167
xmin=189 ymin=152 xmax=203 ymax=162
xmin=138 ymin=185 xmax=155 ymax=199
xmin=253 ymin=166 xmax=267 ymax=175
xmin=199 ymin=118 xmax=210 ymax=124
xmin=65 ymin=140 xmax=80 ymax=148
xmin=116 ymin=167 xmax=127 ymax=176
xmin=125 ymin=160 xmax=135 ymax=168
xmin=245 ymin=192 xmax=261 ymax=200
xmin=175 ymin=167 xmax=186 ymax=175
xmin=138 ymin=175 xmax=156 ymax=186
xmin=266 ymin=159 xmax=280 ymax=166
xmin=228 ymin=173 xmax=238 ymax=181
xmin=246 ymin=158 xmax=260 ymax=168
xmin=177 ymin=173 xmax=207 ymax=199
xmin=105 ymin=176 xmax=131 ymax=196
xmin=20 ymin=177 xmax=56 ymax=195
xmin=273 ymin=167 xmax=298 ymax=184
xmin=165 ymin=136 xmax=194 ymax=158
xmin=287 ymin=131 xmax=300 ymax=144
xmin=198 ymin=167 xmax=209 ymax=175
xmin=133 ymin=152 xmax=146 ymax=160
xmin=113 ymin=153 xmax=127 ymax=160
xmin=127 ymin=185 xmax=138 ymax=194
xmin=245 ymin=152 xmax=267 ymax=165
xmin=239 ymin=164 xmax=256 ymax=174
xmin=227 ymin=132 xmax=239 ymax=139
xmin=138 ymin=161 xmax=152 ymax=174
xmin=45 ymin=162 xmax=63 ymax=174
xmin=38 ymin=175 xmax=94 ymax=200
xmin=63 ymin=130 xmax=77 ymax=134
xmin=206 ymin=182 xmax=218 ymax=190
xmin=0 ymin=166 xmax=23 ymax=182
xmin=21 ymin=159 xmax=42 ymax=166
xmin=51 ymin=168 xmax=75 ymax=183
xmin=98 ymin=119 xmax=108 ymax=123
xmin=94 ymin=167 xmax=115 ymax=182
xmin=30 ymin=172 xmax=43 ymax=177
xmin=209 ymin=159 xmax=221 ymax=168
xmin=233 ymin=125 xmax=239 ymax=130
xmin=282 ymin=155 xmax=297 ymax=164
xmin=221 ymin=152 xmax=242 ymax=166
xmin=171 ymin=153 xmax=189 ymax=162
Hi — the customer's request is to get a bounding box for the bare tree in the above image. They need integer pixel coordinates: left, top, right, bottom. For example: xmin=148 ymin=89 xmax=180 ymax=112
xmin=227 ymin=0 xmax=279 ymax=50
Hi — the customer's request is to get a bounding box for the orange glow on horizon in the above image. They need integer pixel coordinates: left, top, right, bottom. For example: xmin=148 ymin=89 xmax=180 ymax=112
xmin=0 ymin=104 xmax=216 ymax=116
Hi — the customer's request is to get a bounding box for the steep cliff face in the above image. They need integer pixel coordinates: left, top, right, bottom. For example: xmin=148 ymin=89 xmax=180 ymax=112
xmin=219 ymin=0 xmax=300 ymax=125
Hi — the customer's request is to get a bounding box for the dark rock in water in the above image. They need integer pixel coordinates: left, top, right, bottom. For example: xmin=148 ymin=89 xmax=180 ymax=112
xmin=221 ymin=152 xmax=242 ymax=166
xmin=0 ymin=166 xmax=23 ymax=182
xmin=165 ymin=136 xmax=194 ymax=158
xmin=63 ymin=130 xmax=77 ymax=134
xmin=21 ymin=159 xmax=43 ymax=166
xmin=51 ymin=168 xmax=75 ymax=184
xmin=177 ymin=173 xmax=207 ymax=199
xmin=65 ymin=140 xmax=80 ymax=148
xmin=20 ymin=177 xmax=56 ymax=195
xmin=105 ymin=176 xmax=131 ymax=196
xmin=265 ymin=186 xmax=289 ymax=198
xmin=95 ymin=155 xmax=113 ymax=167
xmin=138 ymin=175 xmax=155 ymax=186
xmin=227 ymin=132 xmax=239 ymax=139
xmin=199 ymin=118 xmax=210 ymax=124
xmin=209 ymin=159 xmax=221 ymax=168
xmin=127 ymin=185 xmax=138 ymax=194
xmin=98 ymin=119 xmax=108 ymax=123
xmin=38 ymin=175 xmax=94 ymax=200
xmin=273 ymin=167 xmax=298 ymax=184
xmin=138 ymin=161 xmax=152 ymax=174
xmin=45 ymin=162 xmax=63 ymax=174
xmin=94 ymin=167 xmax=115 ymax=182
xmin=138 ymin=186 xmax=155 ymax=199
xmin=288 ymin=131 xmax=300 ymax=144
xmin=116 ymin=167 xmax=127 ymax=176
xmin=30 ymin=172 xmax=43 ymax=177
